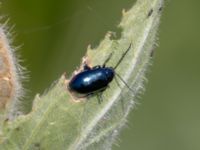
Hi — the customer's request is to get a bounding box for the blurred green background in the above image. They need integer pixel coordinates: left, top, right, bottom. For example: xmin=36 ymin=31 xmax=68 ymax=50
xmin=1 ymin=0 xmax=200 ymax=150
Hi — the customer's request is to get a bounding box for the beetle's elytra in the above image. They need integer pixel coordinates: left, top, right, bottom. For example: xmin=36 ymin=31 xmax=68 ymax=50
xmin=68 ymin=65 xmax=114 ymax=95
xmin=68 ymin=44 xmax=132 ymax=101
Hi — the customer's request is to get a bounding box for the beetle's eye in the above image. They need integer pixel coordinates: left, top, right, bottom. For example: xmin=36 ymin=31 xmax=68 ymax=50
xmin=105 ymin=69 xmax=114 ymax=81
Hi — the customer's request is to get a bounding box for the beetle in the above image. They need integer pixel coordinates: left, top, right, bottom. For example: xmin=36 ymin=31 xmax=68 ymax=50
xmin=68 ymin=44 xmax=133 ymax=103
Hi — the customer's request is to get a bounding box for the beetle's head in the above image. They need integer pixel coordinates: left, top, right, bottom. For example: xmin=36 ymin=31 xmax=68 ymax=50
xmin=104 ymin=67 xmax=115 ymax=82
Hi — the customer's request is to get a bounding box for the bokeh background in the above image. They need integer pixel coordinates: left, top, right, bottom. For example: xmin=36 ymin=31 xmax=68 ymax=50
xmin=1 ymin=0 xmax=200 ymax=149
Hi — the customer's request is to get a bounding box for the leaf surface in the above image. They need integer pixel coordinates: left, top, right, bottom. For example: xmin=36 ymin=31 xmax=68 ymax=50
xmin=0 ymin=0 xmax=164 ymax=149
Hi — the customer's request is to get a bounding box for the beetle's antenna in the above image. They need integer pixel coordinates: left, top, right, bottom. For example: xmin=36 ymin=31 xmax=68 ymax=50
xmin=114 ymin=43 xmax=132 ymax=70
xmin=115 ymin=73 xmax=135 ymax=94
xmin=114 ymin=77 xmax=125 ymax=113
xmin=102 ymin=52 xmax=113 ymax=67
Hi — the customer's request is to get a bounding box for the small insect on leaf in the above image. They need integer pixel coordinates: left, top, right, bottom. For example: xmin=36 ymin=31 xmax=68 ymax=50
xmin=68 ymin=44 xmax=132 ymax=104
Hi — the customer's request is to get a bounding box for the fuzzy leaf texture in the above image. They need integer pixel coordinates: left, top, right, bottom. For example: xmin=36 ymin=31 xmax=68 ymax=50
xmin=0 ymin=0 xmax=164 ymax=149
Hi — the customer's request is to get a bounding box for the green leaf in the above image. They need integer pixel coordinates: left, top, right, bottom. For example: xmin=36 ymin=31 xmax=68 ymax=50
xmin=0 ymin=0 xmax=164 ymax=149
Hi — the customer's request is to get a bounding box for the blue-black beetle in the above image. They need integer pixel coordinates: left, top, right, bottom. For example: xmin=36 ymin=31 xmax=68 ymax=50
xmin=68 ymin=66 xmax=114 ymax=95
xmin=68 ymin=44 xmax=132 ymax=102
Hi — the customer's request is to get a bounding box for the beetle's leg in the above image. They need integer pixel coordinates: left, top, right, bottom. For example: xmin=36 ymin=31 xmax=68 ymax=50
xmin=97 ymin=92 xmax=103 ymax=104
xmin=102 ymin=52 xmax=113 ymax=67
xmin=97 ymin=95 xmax=101 ymax=104
xmin=83 ymin=64 xmax=91 ymax=71
xmin=82 ymin=56 xmax=92 ymax=71
xmin=92 ymin=65 xmax=101 ymax=69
